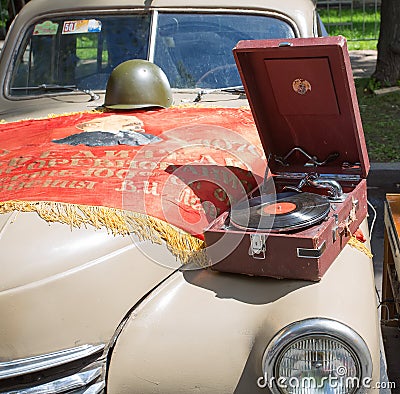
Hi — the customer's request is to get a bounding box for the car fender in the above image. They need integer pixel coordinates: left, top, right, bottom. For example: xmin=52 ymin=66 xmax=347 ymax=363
xmin=107 ymin=221 xmax=380 ymax=394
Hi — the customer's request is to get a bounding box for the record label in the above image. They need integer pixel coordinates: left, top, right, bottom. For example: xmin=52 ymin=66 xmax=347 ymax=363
xmin=261 ymin=202 xmax=297 ymax=216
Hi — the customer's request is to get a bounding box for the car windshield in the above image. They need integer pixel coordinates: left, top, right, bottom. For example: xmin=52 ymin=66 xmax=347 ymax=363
xmin=9 ymin=11 xmax=295 ymax=96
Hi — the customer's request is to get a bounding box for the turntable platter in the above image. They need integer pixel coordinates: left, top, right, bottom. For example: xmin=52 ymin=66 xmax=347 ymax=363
xmin=230 ymin=192 xmax=330 ymax=232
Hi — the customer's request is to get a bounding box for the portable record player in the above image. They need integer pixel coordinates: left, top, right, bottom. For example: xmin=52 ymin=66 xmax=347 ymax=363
xmin=203 ymin=36 xmax=370 ymax=281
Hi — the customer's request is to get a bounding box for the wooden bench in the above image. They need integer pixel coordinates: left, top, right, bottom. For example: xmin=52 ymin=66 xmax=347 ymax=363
xmin=382 ymin=194 xmax=400 ymax=321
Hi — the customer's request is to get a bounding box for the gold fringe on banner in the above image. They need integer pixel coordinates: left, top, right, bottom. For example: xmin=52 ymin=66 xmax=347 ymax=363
xmin=0 ymin=200 xmax=206 ymax=264
xmin=348 ymin=235 xmax=373 ymax=259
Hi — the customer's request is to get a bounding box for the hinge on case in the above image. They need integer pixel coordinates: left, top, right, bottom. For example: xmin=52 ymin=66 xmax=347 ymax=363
xmin=249 ymin=234 xmax=266 ymax=260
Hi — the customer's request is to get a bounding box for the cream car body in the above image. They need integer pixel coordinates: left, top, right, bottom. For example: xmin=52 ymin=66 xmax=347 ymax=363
xmin=0 ymin=1 xmax=383 ymax=393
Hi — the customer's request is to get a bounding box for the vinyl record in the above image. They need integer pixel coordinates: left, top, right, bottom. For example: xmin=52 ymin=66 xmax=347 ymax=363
xmin=230 ymin=192 xmax=330 ymax=232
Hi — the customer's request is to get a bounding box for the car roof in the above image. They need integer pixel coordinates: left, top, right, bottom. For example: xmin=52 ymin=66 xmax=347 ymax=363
xmin=15 ymin=0 xmax=317 ymax=38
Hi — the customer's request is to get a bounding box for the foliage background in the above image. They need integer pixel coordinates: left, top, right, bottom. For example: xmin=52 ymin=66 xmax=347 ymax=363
xmin=318 ymin=6 xmax=380 ymax=50
xmin=319 ymin=5 xmax=400 ymax=163
xmin=0 ymin=0 xmax=7 ymax=38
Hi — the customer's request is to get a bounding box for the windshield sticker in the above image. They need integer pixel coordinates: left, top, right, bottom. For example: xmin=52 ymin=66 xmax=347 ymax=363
xmin=33 ymin=21 xmax=59 ymax=36
xmin=62 ymin=19 xmax=102 ymax=35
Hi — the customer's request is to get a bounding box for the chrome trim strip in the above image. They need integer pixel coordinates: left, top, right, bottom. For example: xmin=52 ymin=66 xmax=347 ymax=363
xmin=3 ymin=367 xmax=102 ymax=394
xmin=148 ymin=10 xmax=158 ymax=63
xmin=83 ymin=380 xmax=106 ymax=394
xmin=0 ymin=344 xmax=105 ymax=380
xmin=262 ymin=318 xmax=372 ymax=394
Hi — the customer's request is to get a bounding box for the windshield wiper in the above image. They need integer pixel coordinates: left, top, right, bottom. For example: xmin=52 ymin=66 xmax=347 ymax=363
xmin=11 ymin=84 xmax=100 ymax=101
xmin=219 ymin=86 xmax=245 ymax=94
xmin=193 ymin=86 xmax=246 ymax=102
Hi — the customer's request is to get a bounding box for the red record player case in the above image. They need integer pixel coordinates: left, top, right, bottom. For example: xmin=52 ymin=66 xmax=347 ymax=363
xmin=203 ymin=36 xmax=370 ymax=281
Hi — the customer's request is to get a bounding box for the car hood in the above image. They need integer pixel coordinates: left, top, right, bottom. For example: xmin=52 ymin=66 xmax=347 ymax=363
xmin=0 ymin=210 xmax=178 ymax=292
xmin=0 ymin=210 xmax=179 ymax=359
xmin=0 ymin=95 xmax=105 ymax=122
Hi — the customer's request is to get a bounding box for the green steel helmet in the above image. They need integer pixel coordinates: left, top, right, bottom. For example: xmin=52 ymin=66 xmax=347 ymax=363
xmin=104 ymin=59 xmax=173 ymax=109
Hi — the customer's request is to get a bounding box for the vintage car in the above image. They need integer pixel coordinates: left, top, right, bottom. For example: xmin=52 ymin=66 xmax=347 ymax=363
xmin=0 ymin=0 xmax=387 ymax=393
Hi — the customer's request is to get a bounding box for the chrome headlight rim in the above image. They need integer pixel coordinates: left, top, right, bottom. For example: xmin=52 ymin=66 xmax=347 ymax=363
xmin=262 ymin=318 xmax=372 ymax=394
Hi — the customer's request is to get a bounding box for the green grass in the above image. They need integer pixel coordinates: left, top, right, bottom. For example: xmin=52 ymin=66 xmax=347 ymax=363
xmin=318 ymin=7 xmax=380 ymax=50
xmin=355 ymin=78 xmax=400 ymax=162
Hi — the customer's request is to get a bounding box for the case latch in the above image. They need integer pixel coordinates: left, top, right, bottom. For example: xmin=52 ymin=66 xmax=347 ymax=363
xmin=249 ymin=234 xmax=266 ymax=259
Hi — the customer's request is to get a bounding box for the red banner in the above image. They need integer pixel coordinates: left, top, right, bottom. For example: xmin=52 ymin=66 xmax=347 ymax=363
xmin=0 ymin=107 xmax=266 ymax=239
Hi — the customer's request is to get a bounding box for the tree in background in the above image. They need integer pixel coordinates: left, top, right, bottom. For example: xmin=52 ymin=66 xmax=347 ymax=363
xmin=6 ymin=0 xmax=29 ymax=30
xmin=0 ymin=0 xmax=29 ymax=37
xmin=372 ymin=0 xmax=400 ymax=86
xmin=0 ymin=0 xmax=7 ymax=38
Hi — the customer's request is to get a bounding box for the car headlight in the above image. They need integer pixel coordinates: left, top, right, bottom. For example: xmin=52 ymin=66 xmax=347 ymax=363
xmin=261 ymin=318 xmax=372 ymax=394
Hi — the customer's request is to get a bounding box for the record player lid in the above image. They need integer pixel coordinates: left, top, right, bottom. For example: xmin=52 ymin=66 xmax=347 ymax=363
xmin=233 ymin=36 xmax=369 ymax=178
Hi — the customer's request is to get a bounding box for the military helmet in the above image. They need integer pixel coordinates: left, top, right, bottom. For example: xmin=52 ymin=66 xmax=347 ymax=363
xmin=104 ymin=59 xmax=173 ymax=109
